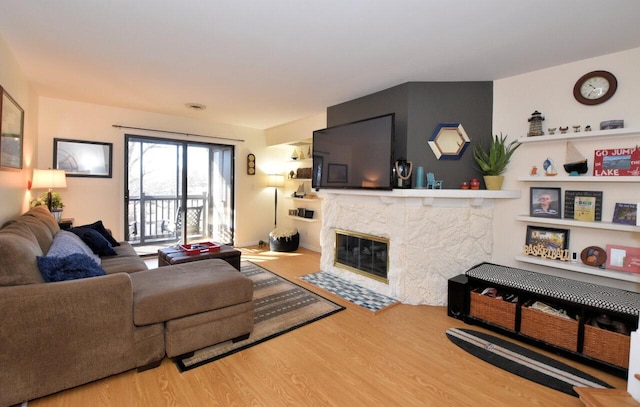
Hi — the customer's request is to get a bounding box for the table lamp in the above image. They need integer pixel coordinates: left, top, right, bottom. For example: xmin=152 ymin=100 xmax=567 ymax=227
xmin=31 ymin=169 xmax=67 ymax=211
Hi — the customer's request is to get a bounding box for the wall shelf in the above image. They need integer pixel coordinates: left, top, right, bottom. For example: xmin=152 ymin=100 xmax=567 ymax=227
xmin=515 ymin=255 xmax=640 ymax=284
xmin=518 ymin=127 xmax=640 ymax=144
xmin=287 ymin=215 xmax=319 ymax=223
xmin=516 ymin=215 xmax=640 ymax=232
xmin=518 ymin=175 xmax=639 ymax=182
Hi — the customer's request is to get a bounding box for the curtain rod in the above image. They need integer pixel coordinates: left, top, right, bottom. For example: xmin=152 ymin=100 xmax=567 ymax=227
xmin=112 ymin=124 xmax=245 ymax=142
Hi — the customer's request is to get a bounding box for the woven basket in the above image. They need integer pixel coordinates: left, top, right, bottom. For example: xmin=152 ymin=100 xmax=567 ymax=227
xmin=469 ymin=289 xmax=516 ymax=331
xmin=583 ymin=324 xmax=630 ymax=368
xmin=520 ymin=304 xmax=578 ymax=351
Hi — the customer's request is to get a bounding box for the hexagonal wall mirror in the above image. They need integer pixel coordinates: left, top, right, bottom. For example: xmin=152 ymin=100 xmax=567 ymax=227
xmin=428 ymin=123 xmax=470 ymax=160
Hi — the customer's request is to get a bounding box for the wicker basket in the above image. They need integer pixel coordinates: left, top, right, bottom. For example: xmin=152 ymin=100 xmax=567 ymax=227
xmin=583 ymin=324 xmax=630 ymax=368
xmin=469 ymin=289 xmax=516 ymax=331
xmin=520 ymin=304 xmax=578 ymax=351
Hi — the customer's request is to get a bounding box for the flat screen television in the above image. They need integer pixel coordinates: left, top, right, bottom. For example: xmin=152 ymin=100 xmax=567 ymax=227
xmin=312 ymin=113 xmax=394 ymax=190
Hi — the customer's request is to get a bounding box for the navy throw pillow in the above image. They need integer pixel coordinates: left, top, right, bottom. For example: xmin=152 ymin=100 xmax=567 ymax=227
xmin=37 ymin=253 xmax=107 ymax=282
xmin=69 ymin=227 xmax=117 ymax=256
xmin=76 ymin=220 xmax=120 ymax=247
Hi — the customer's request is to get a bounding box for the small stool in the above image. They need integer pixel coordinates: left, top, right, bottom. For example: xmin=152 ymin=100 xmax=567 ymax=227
xmin=269 ymin=227 xmax=299 ymax=252
xmin=130 ymin=259 xmax=254 ymax=357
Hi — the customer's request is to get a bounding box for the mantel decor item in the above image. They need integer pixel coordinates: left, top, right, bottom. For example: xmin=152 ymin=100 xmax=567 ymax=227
xmin=54 ymin=138 xmax=113 ymax=177
xmin=428 ymin=123 xmax=470 ymax=160
xmin=563 ymin=142 xmax=588 ymax=175
xmin=580 ymin=246 xmax=607 ymax=267
xmin=0 ymin=86 xmax=24 ymax=170
xmin=472 ymin=133 xmax=521 ymax=190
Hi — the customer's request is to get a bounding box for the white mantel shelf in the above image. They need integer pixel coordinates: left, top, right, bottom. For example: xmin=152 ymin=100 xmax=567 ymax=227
xmin=316 ymin=189 xmax=520 ymax=207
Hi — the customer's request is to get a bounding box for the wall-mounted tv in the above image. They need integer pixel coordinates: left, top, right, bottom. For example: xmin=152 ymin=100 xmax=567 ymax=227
xmin=312 ymin=113 xmax=394 ymax=190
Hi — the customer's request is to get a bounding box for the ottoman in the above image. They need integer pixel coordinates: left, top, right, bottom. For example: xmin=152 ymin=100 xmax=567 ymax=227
xmin=130 ymin=259 xmax=254 ymax=357
xmin=158 ymin=244 xmax=242 ymax=271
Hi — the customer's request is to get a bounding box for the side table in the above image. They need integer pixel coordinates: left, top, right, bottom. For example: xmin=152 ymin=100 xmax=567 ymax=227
xmin=59 ymin=218 xmax=74 ymax=230
xmin=158 ymin=244 xmax=242 ymax=271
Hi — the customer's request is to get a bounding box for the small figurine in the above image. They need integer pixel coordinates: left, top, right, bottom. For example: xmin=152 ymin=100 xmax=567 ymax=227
xmin=585 ymin=125 xmax=592 ymax=132
xmin=543 ymin=158 xmax=558 ymax=176
xmin=527 ymin=110 xmax=545 ymax=137
xmin=548 ymin=128 xmax=556 ymax=135
xmin=572 ymin=125 xmax=581 ymax=133
xmin=530 ymin=165 xmax=538 ymax=176
xmin=559 ymin=126 xmax=569 ymax=134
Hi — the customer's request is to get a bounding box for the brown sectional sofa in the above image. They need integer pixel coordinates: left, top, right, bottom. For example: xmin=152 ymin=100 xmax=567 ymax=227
xmin=0 ymin=206 xmax=254 ymax=407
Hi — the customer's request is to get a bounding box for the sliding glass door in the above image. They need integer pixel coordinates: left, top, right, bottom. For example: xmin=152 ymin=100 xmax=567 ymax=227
xmin=125 ymin=135 xmax=234 ymax=252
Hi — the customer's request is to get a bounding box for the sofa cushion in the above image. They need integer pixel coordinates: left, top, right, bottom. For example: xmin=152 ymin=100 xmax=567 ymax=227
xmin=47 ymin=230 xmax=101 ymax=266
xmin=37 ymin=253 xmax=106 ymax=282
xmin=75 ymin=220 xmax=120 ymax=247
xmin=15 ymin=216 xmax=55 ymax=254
xmin=23 ymin=205 xmax=60 ymax=236
xmin=69 ymin=227 xmax=117 ymax=256
xmin=0 ymin=231 xmax=45 ymax=286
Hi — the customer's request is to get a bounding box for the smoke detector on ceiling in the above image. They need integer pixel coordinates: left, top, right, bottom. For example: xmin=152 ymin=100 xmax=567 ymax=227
xmin=185 ymin=103 xmax=206 ymax=111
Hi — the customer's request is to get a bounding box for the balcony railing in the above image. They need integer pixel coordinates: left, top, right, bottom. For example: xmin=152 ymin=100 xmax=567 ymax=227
xmin=127 ymin=194 xmax=208 ymax=245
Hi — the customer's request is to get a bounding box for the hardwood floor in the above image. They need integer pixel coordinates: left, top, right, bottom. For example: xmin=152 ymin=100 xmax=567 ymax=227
xmin=29 ymin=247 xmax=627 ymax=406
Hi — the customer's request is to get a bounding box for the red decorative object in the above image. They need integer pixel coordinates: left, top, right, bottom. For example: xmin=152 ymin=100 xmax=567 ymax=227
xmin=460 ymin=181 xmax=469 ymax=190
xmin=470 ymin=178 xmax=480 ymax=190
xmin=179 ymin=242 xmax=221 ymax=255
xmin=593 ymin=147 xmax=640 ymax=176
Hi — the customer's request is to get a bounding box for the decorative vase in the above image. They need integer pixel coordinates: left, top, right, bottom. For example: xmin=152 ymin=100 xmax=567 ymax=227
xmin=483 ymin=175 xmax=504 ymax=190
xmin=51 ymin=209 xmax=63 ymax=222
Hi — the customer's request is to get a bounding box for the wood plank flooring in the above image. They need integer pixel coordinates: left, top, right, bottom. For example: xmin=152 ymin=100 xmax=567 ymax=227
xmin=28 ymin=247 xmax=627 ymax=406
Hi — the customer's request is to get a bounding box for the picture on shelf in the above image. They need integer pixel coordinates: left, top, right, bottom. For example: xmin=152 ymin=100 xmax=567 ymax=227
xmin=564 ymin=190 xmax=603 ymax=221
xmin=523 ymin=225 xmax=570 ymax=261
xmin=530 ymin=187 xmax=561 ymax=218
xmin=612 ymin=203 xmax=637 ymax=225
xmin=574 ymin=196 xmax=597 ymax=222
xmin=580 ymin=246 xmax=607 ymax=267
xmin=606 ymin=244 xmax=640 ymax=274
xmin=593 ymin=147 xmax=640 ymax=176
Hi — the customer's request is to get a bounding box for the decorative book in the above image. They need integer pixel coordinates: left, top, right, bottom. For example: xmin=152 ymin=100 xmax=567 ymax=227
xmin=612 ymin=203 xmax=638 ymax=225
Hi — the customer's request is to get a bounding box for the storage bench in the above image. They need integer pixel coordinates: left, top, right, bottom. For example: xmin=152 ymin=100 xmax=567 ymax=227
xmin=451 ymin=262 xmax=640 ymax=377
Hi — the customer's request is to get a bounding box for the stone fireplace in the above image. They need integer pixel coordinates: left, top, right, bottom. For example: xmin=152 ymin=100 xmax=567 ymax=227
xmin=317 ymin=189 xmax=519 ymax=305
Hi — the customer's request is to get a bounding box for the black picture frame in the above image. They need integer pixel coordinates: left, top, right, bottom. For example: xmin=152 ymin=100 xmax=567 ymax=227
xmin=564 ymin=190 xmax=603 ymax=221
xmin=525 ymin=225 xmax=570 ymax=254
xmin=53 ymin=138 xmax=113 ymax=178
xmin=0 ymin=86 xmax=24 ymax=170
xmin=530 ymin=187 xmax=561 ymax=218
xmin=327 ymin=163 xmax=348 ymax=183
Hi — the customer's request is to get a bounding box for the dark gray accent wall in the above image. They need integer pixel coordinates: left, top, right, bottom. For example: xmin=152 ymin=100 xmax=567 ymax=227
xmin=326 ymin=81 xmax=493 ymax=189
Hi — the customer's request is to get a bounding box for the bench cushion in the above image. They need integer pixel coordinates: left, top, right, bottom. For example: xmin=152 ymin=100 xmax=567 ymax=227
xmin=130 ymin=259 xmax=253 ymax=325
xmin=466 ymin=262 xmax=640 ymax=316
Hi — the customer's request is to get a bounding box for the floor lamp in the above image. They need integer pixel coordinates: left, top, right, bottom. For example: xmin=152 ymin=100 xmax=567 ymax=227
xmin=267 ymin=174 xmax=284 ymax=228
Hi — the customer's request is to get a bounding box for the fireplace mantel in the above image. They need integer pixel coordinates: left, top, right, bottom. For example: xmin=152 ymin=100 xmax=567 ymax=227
xmin=317 ymin=189 xmax=520 ymax=207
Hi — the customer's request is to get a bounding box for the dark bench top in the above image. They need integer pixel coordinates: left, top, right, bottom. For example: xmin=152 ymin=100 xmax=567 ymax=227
xmin=466 ymin=262 xmax=640 ymax=316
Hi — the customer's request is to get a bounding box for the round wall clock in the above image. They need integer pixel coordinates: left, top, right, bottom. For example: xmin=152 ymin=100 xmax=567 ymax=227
xmin=573 ymin=70 xmax=617 ymax=105
xmin=247 ymin=153 xmax=255 ymax=175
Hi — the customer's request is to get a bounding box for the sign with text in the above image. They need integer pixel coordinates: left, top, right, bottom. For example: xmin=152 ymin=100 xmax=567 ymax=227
xmin=593 ymin=147 xmax=640 ymax=176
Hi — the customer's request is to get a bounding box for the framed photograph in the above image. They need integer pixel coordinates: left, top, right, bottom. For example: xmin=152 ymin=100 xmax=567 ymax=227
xmin=606 ymin=244 xmax=640 ymax=274
xmin=612 ymin=203 xmax=637 ymax=225
xmin=524 ymin=225 xmax=570 ymax=260
xmin=0 ymin=86 xmax=24 ymax=170
xmin=327 ymin=163 xmax=348 ymax=183
xmin=53 ymin=138 xmax=113 ymax=178
xmin=530 ymin=187 xmax=561 ymax=218
xmin=580 ymin=246 xmax=607 ymax=267
xmin=593 ymin=147 xmax=640 ymax=176
xmin=564 ymin=190 xmax=603 ymax=221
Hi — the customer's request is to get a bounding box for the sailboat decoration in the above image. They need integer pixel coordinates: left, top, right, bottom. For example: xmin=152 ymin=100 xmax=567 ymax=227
xmin=563 ymin=141 xmax=588 ymax=175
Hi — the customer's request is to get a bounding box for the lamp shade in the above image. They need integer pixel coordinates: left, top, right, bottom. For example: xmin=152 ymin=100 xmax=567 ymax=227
xmin=31 ymin=169 xmax=67 ymax=190
xmin=267 ymin=174 xmax=284 ymax=188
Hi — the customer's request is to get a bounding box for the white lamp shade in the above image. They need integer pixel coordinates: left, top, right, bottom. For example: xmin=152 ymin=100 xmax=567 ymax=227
xmin=267 ymin=174 xmax=284 ymax=188
xmin=31 ymin=169 xmax=67 ymax=189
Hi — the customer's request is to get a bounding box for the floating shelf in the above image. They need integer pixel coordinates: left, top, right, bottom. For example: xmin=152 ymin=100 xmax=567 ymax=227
xmin=518 ymin=127 xmax=640 ymax=143
xmin=516 ymin=215 xmax=640 ymax=232
xmin=287 ymin=215 xmax=319 ymax=223
xmin=518 ymin=175 xmax=639 ymax=182
xmin=515 ymin=255 xmax=640 ymax=284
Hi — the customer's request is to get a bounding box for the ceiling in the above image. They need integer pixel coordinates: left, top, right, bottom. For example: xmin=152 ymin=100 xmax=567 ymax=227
xmin=1 ymin=1 xmax=640 ymax=130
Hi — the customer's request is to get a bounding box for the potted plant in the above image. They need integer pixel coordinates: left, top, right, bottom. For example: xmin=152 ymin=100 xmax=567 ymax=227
xmin=472 ymin=133 xmax=521 ymax=190
xmin=31 ymin=192 xmax=65 ymax=220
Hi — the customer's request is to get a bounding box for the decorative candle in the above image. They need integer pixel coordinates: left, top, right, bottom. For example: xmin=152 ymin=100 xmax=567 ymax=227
xmin=415 ymin=166 xmax=425 ymax=188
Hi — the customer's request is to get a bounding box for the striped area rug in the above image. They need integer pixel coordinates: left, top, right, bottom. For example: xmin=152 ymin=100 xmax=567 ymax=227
xmin=446 ymin=328 xmax=612 ymax=397
xmin=176 ymin=262 xmax=344 ymax=371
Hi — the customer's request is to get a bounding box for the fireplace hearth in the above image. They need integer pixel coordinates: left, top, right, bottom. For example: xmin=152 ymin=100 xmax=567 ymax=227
xmin=335 ymin=230 xmax=389 ymax=283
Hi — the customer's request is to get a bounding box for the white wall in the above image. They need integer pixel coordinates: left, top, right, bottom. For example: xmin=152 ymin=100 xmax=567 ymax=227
xmin=36 ymin=97 xmax=282 ymax=247
xmin=493 ymin=47 xmax=640 ymax=291
xmin=0 ymin=36 xmax=39 ymax=224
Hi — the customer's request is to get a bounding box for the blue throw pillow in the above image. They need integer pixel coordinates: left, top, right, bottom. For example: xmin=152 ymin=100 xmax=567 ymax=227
xmin=76 ymin=220 xmax=121 ymax=247
xmin=69 ymin=227 xmax=117 ymax=256
xmin=37 ymin=253 xmax=107 ymax=282
xmin=48 ymin=230 xmax=101 ymax=265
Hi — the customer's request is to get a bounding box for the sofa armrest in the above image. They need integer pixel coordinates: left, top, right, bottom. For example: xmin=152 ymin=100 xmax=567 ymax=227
xmin=0 ymin=274 xmax=137 ymax=406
